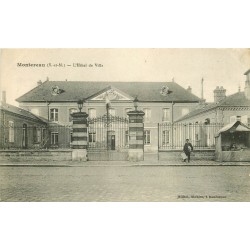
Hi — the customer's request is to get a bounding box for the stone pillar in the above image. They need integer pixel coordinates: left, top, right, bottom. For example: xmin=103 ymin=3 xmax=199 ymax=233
xmin=71 ymin=112 xmax=88 ymax=161
xmin=127 ymin=110 xmax=145 ymax=161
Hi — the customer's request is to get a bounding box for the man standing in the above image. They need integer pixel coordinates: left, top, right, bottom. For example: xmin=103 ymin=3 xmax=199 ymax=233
xmin=183 ymin=139 xmax=193 ymax=162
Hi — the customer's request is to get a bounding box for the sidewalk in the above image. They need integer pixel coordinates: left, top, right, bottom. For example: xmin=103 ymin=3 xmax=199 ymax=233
xmin=0 ymin=159 xmax=250 ymax=167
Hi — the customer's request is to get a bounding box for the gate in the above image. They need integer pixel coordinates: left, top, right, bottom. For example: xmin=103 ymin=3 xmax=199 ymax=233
xmin=88 ymin=114 xmax=129 ymax=161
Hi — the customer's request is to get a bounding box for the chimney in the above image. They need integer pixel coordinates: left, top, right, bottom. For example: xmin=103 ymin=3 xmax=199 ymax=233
xmin=187 ymin=86 xmax=192 ymax=93
xmin=201 ymin=78 xmax=204 ymax=99
xmin=0 ymin=91 xmax=6 ymax=105
xmin=199 ymin=78 xmax=206 ymax=105
xmin=244 ymin=69 xmax=250 ymax=100
xmin=214 ymin=86 xmax=226 ymax=103
xmin=37 ymin=80 xmax=42 ymax=86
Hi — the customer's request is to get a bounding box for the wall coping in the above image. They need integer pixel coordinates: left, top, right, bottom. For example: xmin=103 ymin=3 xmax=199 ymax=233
xmin=0 ymin=149 xmax=72 ymax=153
xmin=159 ymin=149 xmax=215 ymax=152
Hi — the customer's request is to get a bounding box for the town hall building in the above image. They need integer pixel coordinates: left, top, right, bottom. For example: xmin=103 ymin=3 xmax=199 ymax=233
xmin=16 ymin=80 xmax=201 ymax=153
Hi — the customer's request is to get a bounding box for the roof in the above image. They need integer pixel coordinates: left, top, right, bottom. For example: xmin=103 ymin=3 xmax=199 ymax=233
xmin=217 ymin=121 xmax=250 ymax=135
xmin=218 ymin=92 xmax=250 ymax=106
xmin=244 ymin=69 xmax=250 ymax=75
xmin=176 ymin=91 xmax=250 ymax=122
xmin=0 ymin=103 xmax=47 ymax=123
xmin=16 ymin=81 xmax=201 ymax=103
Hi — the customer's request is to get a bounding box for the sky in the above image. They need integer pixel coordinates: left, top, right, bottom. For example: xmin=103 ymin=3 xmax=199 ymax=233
xmin=0 ymin=48 xmax=250 ymax=105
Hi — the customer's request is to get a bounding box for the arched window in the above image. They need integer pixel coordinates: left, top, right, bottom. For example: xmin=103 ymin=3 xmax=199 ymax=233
xmin=22 ymin=124 xmax=28 ymax=148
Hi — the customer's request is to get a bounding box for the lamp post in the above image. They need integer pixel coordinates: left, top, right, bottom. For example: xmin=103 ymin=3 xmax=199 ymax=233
xmin=77 ymin=99 xmax=84 ymax=112
xmin=133 ymin=96 xmax=139 ymax=111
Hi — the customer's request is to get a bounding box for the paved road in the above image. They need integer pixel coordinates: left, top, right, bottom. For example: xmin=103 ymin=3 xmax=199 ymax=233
xmin=0 ymin=165 xmax=250 ymax=201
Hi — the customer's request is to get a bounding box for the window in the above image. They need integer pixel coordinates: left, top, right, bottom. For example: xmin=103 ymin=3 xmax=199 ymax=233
xmin=50 ymin=108 xmax=58 ymax=122
xmin=33 ymin=126 xmax=37 ymax=143
xmin=88 ymin=108 xmax=97 ymax=119
xmin=89 ymin=132 xmax=96 ymax=143
xmin=108 ymin=108 xmax=116 ymax=116
xmin=163 ymin=130 xmax=170 ymax=145
xmin=8 ymin=121 xmax=14 ymax=142
xmin=181 ymin=108 xmax=189 ymax=116
xmin=143 ymin=108 xmax=151 ymax=122
xmin=236 ymin=116 xmax=241 ymax=121
xmin=195 ymin=133 xmax=199 ymax=141
xmin=144 ymin=130 xmax=151 ymax=145
xmin=37 ymin=128 xmax=41 ymax=143
xmin=70 ymin=132 xmax=73 ymax=143
xmin=69 ymin=108 xmax=77 ymax=121
xmin=241 ymin=115 xmax=248 ymax=124
xmin=51 ymin=132 xmax=58 ymax=145
xmin=230 ymin=116 xmax=237 ymax=123
xmin=162 ymin=108 xmax=170 ymax=122
xmin=33 ymin=127 xmax=42 ymax=143
xmin=125 ymin=130 xmax=129 ymax=145
xmin=42 ymin=128 xmax=46 ymax=143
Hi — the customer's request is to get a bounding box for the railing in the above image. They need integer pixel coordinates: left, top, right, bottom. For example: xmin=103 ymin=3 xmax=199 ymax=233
xmin=0 ymin=124 xmax=49 ymax=150
xmin=88 ymin=115 xmax=129 ymax=151
xmin=158 ymin=122 xmax=225 ymax=150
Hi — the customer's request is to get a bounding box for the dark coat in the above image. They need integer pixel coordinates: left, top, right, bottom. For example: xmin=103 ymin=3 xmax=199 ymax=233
xmin=183 ymin=142 xmax=193 ymax=154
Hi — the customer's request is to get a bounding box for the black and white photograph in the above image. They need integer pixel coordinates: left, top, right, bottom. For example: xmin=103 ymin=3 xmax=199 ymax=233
xmin=1 ymin=1 xmax=250 ymax=249
xmin=1 ymin=48 xmax=250 ymax=202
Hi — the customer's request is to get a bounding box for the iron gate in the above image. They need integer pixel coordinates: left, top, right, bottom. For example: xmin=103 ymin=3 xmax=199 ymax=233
xmin=88 ymin=114 xmax=129 ymax=161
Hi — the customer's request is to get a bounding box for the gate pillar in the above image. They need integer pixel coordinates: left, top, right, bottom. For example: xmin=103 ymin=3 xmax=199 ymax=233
xmin=127 ymin=110 xmax=145 ymax=161
xmin=71 ymin=112 xmax=89 ymax=161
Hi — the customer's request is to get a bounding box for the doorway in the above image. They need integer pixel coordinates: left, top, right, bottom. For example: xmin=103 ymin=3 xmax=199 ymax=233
xmin=107 ymin=131 xmax=115 ymax=150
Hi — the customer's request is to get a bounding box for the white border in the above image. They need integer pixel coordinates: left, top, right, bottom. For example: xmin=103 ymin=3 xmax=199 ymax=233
xmin=1 ymin=1 xmax=250 ymax=250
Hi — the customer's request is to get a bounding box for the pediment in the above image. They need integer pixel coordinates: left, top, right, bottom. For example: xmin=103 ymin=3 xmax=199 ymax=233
xmin=90 ymin=88 xmax=132 ymax=101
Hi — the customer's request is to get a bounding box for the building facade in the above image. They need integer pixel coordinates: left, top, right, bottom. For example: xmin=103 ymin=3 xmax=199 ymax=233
xmin=16 ymin=80 xmax=200 ymax=152
xmin=172 ymin=70 xmax=250 ymax=149
xmin=0 ymin=91 xmax=48 ymax=149
xmin=176 ymin=70 xmax=250 ymax=125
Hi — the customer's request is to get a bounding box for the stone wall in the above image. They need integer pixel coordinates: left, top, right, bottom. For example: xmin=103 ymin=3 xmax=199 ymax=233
xmin=158 ymin=149 xmax=215 ymax=161
xmin=0 ymin=149 xmax=72 ymax=161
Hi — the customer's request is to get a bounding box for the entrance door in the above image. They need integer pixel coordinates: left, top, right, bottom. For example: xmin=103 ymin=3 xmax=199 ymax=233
xmin=88 ymin=115 xmax=129 ymax=160
xmin=22 ymin=124 xmax=28 ymax=148
xmin=107 ymin=131 xmax=115 ymax=150
xmin=111 ymin=135 xmax=115 ymax=150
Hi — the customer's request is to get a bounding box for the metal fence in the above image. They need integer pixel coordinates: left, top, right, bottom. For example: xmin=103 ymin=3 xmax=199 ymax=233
xmin=158 ymin=122 xmax=225 ymax=150
xmin=88 ymin=115 xmax=129 ymax=151
xmin=0 ymin=124 xmax=48 ymax=149
xmin=2 ymin=121 xmax=248 ymax=151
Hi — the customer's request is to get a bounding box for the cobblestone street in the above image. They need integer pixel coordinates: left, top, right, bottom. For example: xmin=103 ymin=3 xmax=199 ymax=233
xmin=0 ymin=165 xmax=250 ymax=201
